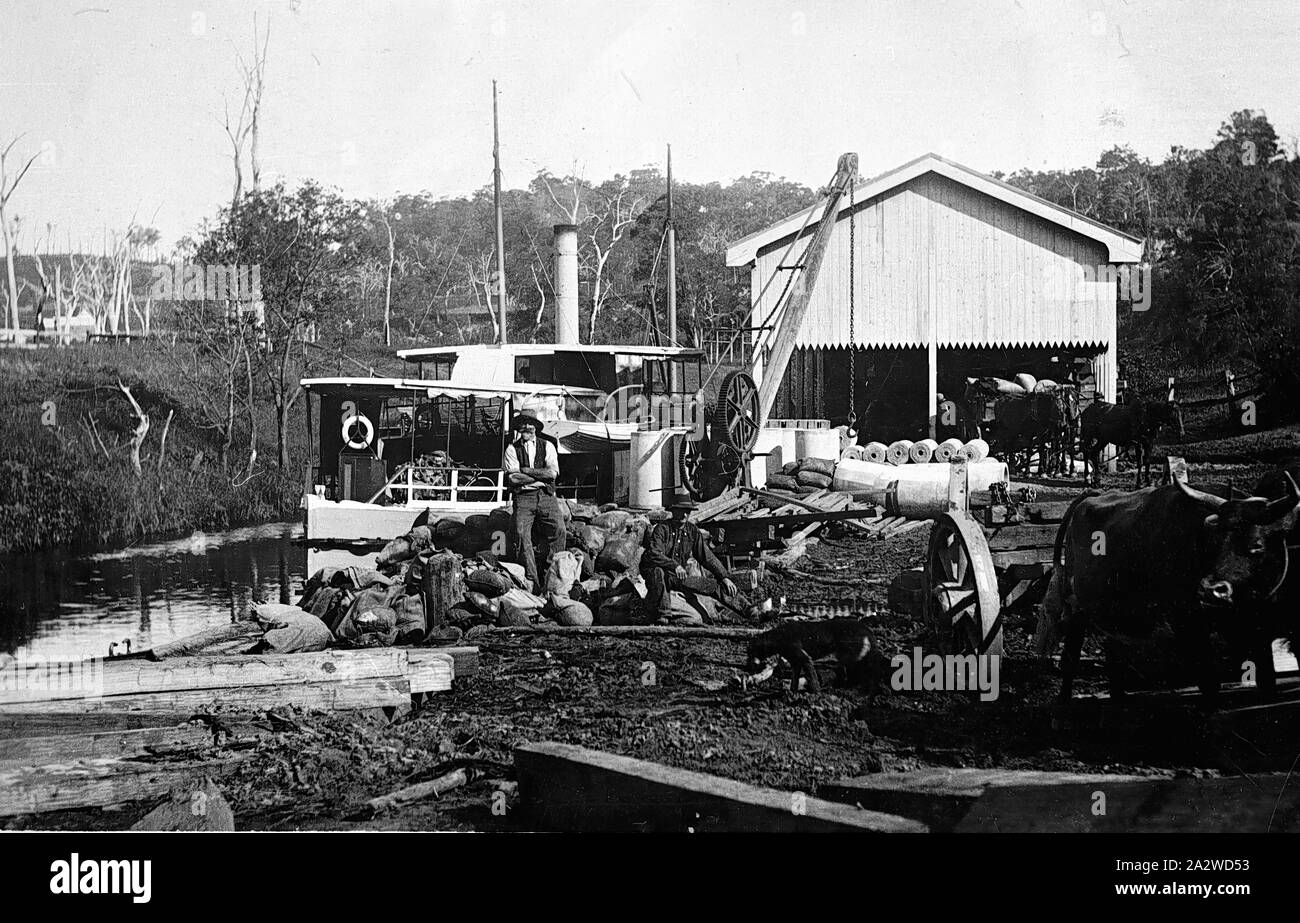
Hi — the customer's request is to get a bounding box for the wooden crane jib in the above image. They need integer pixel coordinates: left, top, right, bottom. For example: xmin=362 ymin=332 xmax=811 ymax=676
xmin=754 ymin=152 xmax=859 ymax=430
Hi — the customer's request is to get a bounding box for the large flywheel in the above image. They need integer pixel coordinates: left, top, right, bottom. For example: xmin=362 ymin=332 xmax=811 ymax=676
xmin=924 ymin=512 xmax=1004 ymax=657
xmin=712 ymin=371 xmax=760 ymax=452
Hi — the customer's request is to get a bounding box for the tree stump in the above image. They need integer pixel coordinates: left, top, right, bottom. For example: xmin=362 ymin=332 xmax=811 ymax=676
xmin=421 ymin=551 xmax=465 ymax=632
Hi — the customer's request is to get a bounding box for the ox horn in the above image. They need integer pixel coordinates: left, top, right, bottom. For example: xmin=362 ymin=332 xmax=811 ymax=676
xmin=1174 ymin=477 xmax=1227 ymax=508
xmin=1263 ymin=471 xmax=1300 ymax=524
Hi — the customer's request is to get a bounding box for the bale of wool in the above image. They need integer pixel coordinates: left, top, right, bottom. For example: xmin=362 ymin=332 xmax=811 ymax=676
xmin=592 ymin=509 xmax=633 ymax=532
xmin=465 ymin=590 xmax=500 ymax=619
xmin=432 ymin=518 xmax=467 ymax=543
xmin=549 ymin=594 xmax=594 ymax=627
xmin=571 ymin=502 xmax=600 ymax=522
xmin=767 ymin=473 xmax=799 ymax=491
xmin=934 ymin=438 xmax=965 ymax=462
xmin=795 ymin=469 xmax=833 ymax=489
xmin=465 ymin=568 xmax=512 ymax=598
xmin=544 ymin=550 xmax=583 ymax=598
xmin=862 ymin=441 xmax=889 ymax=464
xmin=254 ymin=604 xmax=335 ymax=654
xmin=597 ymin=533 xmax=644 ymax=573
xmin=1013 ymin=373 xmax=1038 ymax=393
xmin=496 ymin=602 xmax=535 ymax=627
xmin=959 ymin=438 xmax=991 ymax=462
xmin=840 ymin=445 xmax=867 ymax=461
xmin=579 ymin=524 xmax=608 ymax=556
xmin=781 ymin=461 xmax=801 ymax=475
xmin=908 ymin=439 xmax=938 ymax=464
xmin=596 ymin=592 xmax=639 ymax=626
xmin=886 ymin=440 xmax=914 ymax=466
xmin=799 ymin=457 xmax=836 ymax=477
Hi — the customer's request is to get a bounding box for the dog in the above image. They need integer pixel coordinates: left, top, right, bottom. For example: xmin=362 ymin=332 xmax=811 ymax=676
xmin=746 ymin=619 xmax=874 ymax=692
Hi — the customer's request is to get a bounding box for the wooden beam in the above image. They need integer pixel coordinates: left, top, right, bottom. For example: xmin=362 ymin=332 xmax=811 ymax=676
xmin=0 ymin=677 xmax=415 ymax=714
xmin=515 ymin=741 xmax=925 ymax=833
xmin=0 ymin=649 xmax=411 ymax=706
xmin=0 ymin=754 xmax=253 ymax=818
xmin=0 ymin=723 xmax=221 ymax=769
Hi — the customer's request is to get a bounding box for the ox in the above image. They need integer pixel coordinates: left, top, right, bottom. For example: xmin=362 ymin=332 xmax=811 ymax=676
xmin=1246 ymin=461 xmax=1300 ymax=694
xmin=1079 ymin=399 xmax=1182 ymax=488
xmin=1050 ymin=475 xmax=1300 ymax=705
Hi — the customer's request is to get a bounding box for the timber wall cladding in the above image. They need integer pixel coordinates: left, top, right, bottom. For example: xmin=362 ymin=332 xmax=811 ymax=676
xmin=752 ymin=173 xmax=1116 ymax=350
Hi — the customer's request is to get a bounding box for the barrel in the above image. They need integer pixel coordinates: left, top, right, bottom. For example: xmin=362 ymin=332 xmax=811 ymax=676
xmin=862 ymin=441 xmax=889 ymax=464
xmin=832 ymin=458 xmax=1010 ymax=495
xmin=628 ymin=429 xmax=675 ymax=509
xmin=797 ymin=428 xmax=842 ymax=465
xmin=908 ymin=438 xmax=938 ymax=464
xmin=959 ymin=438 xmax=990 ymax=462
xmin=886 ymin=440 xmax=914 ymax=466
xmin=934 ymin=438 xmax=965 ymax=462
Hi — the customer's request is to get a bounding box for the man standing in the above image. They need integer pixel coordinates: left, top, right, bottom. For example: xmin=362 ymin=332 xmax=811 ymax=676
xmin=503 ymin=413 xmax=564 ymax=592
xmin=640 ymin=503 xmax=741 ymax=624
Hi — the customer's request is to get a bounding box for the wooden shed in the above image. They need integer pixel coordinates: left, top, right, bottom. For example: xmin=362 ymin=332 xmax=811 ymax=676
xmin=725 ymin=153 xmax=1144 ymax=440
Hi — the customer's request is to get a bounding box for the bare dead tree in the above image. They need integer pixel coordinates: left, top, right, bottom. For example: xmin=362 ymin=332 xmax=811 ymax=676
xmin=585 ymin=186 xmax=644 ymax=341
xmin=0 ymin=135 xmax=40 ymax=332
xmin=117 ymin=380 xmax=151 ymax=479
xmin=223 ymin=14 xmax=270 ymax=207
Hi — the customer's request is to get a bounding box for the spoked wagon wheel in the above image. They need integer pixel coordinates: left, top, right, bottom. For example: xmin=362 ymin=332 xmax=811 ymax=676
xmin=924 ymin=512 xmax=1003 ymax=656
xmin=712 ymin=371 xmax=760 ymax=451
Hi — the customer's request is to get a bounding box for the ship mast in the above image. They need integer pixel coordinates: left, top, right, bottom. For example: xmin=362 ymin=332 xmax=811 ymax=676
xmin=492 ymin=80 xmax=507 ymax=345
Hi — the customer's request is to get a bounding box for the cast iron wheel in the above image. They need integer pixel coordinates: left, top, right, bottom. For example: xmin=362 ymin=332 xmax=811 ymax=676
xmin=712 ymin=371 xmax=760 ymax=452
xmin=923 ymin=512 xmax=1004 ymax=657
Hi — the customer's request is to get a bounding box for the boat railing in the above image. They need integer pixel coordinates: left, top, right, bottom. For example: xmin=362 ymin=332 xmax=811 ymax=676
xmin=367 ymin=464 xmax=508 ymax=505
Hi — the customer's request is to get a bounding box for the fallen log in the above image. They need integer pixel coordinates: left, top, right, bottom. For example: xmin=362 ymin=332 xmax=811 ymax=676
xmin=364 ymin=768 xmax=470 ymax=814
xmin=482 ymin=624 xmax=759 ymax=640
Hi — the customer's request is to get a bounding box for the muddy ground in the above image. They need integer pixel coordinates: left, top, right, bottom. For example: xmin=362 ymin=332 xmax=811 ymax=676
xmin=15 ymin=460 xmax=1299 ymax=832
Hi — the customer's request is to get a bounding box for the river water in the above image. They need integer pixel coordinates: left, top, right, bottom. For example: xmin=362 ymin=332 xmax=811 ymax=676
xmin=0 ymin=523 xmax=307 ymax=662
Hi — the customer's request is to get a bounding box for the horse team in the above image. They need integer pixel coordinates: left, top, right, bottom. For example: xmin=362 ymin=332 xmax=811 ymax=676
xmin=960 ymin=376 xmax=1180 ymax=486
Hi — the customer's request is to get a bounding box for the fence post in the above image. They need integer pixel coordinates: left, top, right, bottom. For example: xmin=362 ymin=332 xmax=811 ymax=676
xmin=1166 ymin=376 xmax=1176 ymax=403
xmin=1223 ymin=368 xmax=1236 ymax=422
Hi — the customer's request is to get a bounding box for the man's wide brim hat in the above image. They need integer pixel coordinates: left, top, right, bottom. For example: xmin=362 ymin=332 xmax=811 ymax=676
xmin=510 ymin=413 xmax=545 ymax=433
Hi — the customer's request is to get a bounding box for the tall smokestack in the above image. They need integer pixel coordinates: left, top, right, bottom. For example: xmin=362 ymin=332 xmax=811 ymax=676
xmin=553 ymin=223 xmax=579 ymax=344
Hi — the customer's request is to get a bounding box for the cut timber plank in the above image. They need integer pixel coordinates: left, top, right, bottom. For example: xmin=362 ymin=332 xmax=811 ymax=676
xmin=0 ymin=649 xmax=411 ymax=706
xmin=0 ymin=711 xmax=210 ymax=738
xmin=820 ymin=768 xmax=1155 ymax=832
xmin=413 ymin=645 xmax=479 ymax=678
xmin=739 ymin=487 xmax=876 ymax=534
xmin=0 ymin=723 xmax=220 ymax=769
xmin=984 ymin=523 xmax=1062 ymax=551
xmin=0 ymin=677 xmax=414 ymax=714
xmin=0 ymin=754 xmax=253 ymax=818
xmin=515 ymin=742 xmax=926 ymax=833
xmin=823 ymin=768 xmax=1300 ymax=832
xmin=687 ymin=488 xmax=741 ymax=522
xmin=403 ymin=651 xmax=454 ymax=694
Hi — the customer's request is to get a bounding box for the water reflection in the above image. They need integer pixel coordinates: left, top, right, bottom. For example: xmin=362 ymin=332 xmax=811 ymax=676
xmin=0 ymin=522 xmax=305 ymax=662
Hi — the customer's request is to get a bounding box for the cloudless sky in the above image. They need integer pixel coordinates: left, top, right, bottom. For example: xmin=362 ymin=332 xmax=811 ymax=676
xmin=3 ymin=0 xmax=1299 ymax=249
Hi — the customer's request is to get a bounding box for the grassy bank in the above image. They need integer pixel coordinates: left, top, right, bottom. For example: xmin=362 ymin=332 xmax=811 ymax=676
xmin=0 ymin=343 xmax=309 ymax=555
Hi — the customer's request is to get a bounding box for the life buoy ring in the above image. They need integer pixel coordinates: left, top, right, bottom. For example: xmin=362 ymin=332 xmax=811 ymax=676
xmin=342 ymin=413 xmax=374 ymax=450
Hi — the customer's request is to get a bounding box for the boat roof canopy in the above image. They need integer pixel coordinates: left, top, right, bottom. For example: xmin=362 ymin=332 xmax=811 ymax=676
xmin=300 ymin=377 xmax=606 ymax=400
xmin=396 ymin=343 xmax=706 ymax=361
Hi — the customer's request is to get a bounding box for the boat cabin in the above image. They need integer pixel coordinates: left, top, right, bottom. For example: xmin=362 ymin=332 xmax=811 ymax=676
xmin=301 ymin=344 xmax=705 ymax=512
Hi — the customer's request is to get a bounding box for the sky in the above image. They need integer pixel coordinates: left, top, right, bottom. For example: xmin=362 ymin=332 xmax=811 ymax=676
xmin=3 ymin=0 xmax=1300 ymax=250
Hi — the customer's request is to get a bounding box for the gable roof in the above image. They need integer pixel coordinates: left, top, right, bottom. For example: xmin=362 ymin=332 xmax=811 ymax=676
xmin=725 ymin=152 xmax=1145 ymax=267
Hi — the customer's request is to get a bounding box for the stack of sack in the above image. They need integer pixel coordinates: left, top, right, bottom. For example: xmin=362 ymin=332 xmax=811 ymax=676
xmin=765 ymin=456 xmax=836 ymax=493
